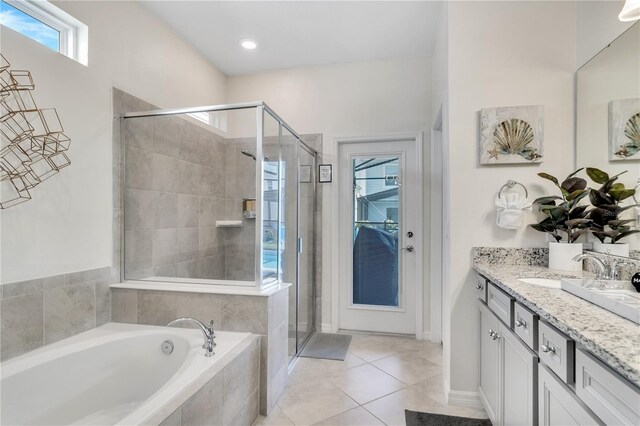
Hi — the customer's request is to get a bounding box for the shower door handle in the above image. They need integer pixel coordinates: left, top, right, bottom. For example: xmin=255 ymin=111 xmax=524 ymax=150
xmin=298 ymin=238 xmax=303 ymax=254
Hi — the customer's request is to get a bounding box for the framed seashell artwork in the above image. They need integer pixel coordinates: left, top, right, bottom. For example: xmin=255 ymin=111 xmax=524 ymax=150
xmin=479 ymin=105 xmax=544 ymax=165
xmin=609 ymin=98 xmax=640 ymax=161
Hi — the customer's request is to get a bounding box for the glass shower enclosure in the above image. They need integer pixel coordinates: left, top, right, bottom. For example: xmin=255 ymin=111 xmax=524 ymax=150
xmin=121 ymin=102 xmax=316 ymax=359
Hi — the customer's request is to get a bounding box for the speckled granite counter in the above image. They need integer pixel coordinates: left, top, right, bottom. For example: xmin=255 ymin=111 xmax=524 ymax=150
xmin=473 ymin=261 xmax=640 ymax=387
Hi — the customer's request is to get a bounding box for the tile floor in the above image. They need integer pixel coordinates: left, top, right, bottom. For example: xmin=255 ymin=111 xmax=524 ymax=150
xmin=254 ymin=333 xmax=488 ymax=425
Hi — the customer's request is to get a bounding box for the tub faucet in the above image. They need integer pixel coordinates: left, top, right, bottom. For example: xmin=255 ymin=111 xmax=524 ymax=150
xmin=167 ymin=317 xmax=216 ymax=357
xmin=572 ymin=254 xmax=612 ymax=280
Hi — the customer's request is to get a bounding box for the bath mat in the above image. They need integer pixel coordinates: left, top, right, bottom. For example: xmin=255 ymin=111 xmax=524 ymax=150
xmin=405 ymin=410 xmax=492 ymax=426
xmin=299 ymin=333 xmax=352 ymax=361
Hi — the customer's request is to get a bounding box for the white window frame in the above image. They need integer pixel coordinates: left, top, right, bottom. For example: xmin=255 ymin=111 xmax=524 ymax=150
xmin=2 ymin=0 xmax=88 ymax=65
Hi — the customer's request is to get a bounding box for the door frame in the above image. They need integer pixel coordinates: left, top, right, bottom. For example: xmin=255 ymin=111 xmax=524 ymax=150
xmin=331 ymin=133 xmax=423 ymax=339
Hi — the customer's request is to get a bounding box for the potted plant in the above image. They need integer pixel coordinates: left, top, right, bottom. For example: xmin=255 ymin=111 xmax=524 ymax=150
xmin=530 ymin=168 xmax=591 ymax=271
xmin=585 ymin=167 xmax=639 ymax=257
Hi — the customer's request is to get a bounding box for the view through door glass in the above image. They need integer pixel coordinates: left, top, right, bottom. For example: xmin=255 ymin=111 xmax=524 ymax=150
xmin=352 ymin=157 xmax=400 ymax=307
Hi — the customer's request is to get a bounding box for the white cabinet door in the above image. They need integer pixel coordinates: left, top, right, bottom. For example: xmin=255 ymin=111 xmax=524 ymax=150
xmin=501 ymin=322 xmax=537 ymax=426
xmin=539 ymin=364 xmax=602 ymax=426
xmin=479 ymin=302 xmax=500 ymax=423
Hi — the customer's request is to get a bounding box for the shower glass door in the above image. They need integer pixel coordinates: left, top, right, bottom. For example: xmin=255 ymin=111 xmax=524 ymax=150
xmin=297 ymin=144 xmax=316 ymax=351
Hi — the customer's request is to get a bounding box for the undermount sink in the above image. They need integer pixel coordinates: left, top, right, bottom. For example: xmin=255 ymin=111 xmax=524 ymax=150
xmin=517 ymin=278 xmax=562 ymax=289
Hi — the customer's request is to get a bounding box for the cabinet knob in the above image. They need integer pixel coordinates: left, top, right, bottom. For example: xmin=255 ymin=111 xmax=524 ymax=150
xmin=515 ymin=320 xmax=527 ymax=329
xmin=488 ymin=329 xmax=500 ymax=340
xmin=541 ymin=344 xmax=556 ymax=354
xmin=476 ymin=284 xmax=483 ymax=290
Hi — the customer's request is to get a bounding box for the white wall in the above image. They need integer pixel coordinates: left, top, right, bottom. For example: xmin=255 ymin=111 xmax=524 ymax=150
xmin=446 ymin=0 xmax=577 ymax=393
xmin=226 ymin=57 xmax=432 ymax=333
xmin=1 ymin=0 xmax=227 ymax=283
xmin=577 ymin=0 xmax=634 ymax=68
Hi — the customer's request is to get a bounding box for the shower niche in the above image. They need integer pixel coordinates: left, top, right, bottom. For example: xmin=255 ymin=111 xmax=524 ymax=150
xmin=122 ymin=103 xmax=315 ymax=295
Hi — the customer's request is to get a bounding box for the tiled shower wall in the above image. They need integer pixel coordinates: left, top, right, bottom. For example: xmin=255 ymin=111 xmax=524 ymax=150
xmin=125 ymin=116 xmax=226 ymax=280
xmin=123 ymin=108 xmax=258 ymax=282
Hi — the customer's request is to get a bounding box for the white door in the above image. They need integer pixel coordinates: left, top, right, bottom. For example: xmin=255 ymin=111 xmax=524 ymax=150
xmin=337 ymin=136 xmax=421 ymax=334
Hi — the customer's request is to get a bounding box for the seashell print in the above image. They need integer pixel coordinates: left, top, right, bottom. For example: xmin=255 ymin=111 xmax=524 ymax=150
xmin=492 ymin=118 xmax=537 ymax=160
xmin=616 ymin=112 xmax=640 ymax=158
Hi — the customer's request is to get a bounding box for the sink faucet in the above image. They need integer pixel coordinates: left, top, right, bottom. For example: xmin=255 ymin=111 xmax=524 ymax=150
xmin=167 ymin=317 xmax=216 ymax=357
xmin=572 ymin=254 xmax=612 ymax=279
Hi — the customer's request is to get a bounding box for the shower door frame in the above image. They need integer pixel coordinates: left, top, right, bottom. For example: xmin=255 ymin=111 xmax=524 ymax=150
xmin=293 ymin=141 xmax=318 ymax=359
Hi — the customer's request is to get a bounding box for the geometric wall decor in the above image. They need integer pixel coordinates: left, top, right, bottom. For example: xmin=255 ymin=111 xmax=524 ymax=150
xmin=479 ymin=105 xmax=544 ymax=165
xmin=0 ymin=54 xmax=71 ymax=208
xmin=609 ymin=98 xmax=640 ymax=161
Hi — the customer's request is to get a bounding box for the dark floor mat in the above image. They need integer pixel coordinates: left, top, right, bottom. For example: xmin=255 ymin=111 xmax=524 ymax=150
xmin=405 ymin=410 xmax=492 ymax=426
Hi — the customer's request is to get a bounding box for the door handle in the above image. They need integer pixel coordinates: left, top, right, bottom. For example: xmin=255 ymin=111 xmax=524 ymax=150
xmin=401 ymin=245 xmax=414 ymax=253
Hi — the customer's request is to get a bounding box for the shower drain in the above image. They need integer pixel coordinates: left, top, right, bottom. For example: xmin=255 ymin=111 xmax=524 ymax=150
xmin=161 ymin=340 xmax=174 ymax=354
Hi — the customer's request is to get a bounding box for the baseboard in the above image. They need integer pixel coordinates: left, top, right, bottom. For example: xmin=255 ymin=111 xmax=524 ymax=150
xmin=421 ymin=331 xmax=430 ymax=341
xmin=321 ymin=323 xmax=333 ymax=333
xmin=447 ymin=389 xmax=484 ymax=410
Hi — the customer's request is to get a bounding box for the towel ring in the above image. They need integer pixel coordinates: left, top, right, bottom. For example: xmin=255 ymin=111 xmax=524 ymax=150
xmin=498 ymin=180 xmax=528 ymax=199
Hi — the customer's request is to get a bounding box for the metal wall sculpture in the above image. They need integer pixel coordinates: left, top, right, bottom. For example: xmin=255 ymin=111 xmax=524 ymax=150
xmin=0 ymin=54 xmax=71 ymax=209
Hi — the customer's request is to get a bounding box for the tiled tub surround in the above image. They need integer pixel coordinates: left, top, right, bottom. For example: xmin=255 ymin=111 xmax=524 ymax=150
xmin=473 ymin=248 xmax=640 ymax=386
xmin=110 ymin=284 xmax=289 ymax=416
xmin=0 ymin=266 xmax=117 ymax=361
xmin=1 ymin=323 xmax=259 ymax=426
xmin=158 ymin=333 xmax=261 ymax=426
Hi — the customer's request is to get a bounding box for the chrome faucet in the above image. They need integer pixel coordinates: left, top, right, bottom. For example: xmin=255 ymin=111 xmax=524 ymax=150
xmin=572 ymin=254 xmax=612 ymax=280
xmin=167 ymin=317 xmax=216 ymax=357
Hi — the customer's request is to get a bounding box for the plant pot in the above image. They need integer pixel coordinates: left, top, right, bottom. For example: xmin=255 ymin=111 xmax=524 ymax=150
xmin=591 ymin=242 xmax=630 ymax=257
xmin=548 ymin=242 xmax=583 ymax=272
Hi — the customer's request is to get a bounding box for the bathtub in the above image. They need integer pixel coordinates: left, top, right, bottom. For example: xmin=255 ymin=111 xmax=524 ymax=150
xmin=0 ymin=323 xmax=253 ymax=425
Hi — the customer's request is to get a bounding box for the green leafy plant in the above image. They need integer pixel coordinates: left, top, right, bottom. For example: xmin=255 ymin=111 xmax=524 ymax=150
xmin=585 ymin=167 xmax=639 ymax=243
xmin=530 ymin=168 xmax=591 ymax=243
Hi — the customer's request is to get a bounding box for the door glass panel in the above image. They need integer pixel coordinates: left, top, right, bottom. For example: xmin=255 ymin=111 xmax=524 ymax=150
xmin=352 ymin=157 xmax=400 ymax=307
xmin=298 ymin=145 xmax=315 ymax=349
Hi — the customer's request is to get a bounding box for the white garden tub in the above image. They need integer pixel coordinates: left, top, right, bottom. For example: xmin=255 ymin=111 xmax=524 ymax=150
xmin=0 ymin=323 xmax=252 ymax=425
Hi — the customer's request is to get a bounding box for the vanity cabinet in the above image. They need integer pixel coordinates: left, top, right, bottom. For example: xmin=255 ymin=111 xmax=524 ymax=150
xmin=479 ymin=301 xmax=537 ymax=426
xmin=539 ymin=363 xmax=602 ymax=426
xmin=477 ymin=274 xmax=640 ymax=426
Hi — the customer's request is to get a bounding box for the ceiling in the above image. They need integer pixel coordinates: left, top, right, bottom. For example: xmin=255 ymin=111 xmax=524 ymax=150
xmin=141 ymin=1 xmax=442 ymax=75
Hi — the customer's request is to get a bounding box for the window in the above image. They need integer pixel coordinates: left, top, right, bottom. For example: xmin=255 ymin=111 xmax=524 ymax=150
xmin=0 ymin=0 xmax=88 ymax=65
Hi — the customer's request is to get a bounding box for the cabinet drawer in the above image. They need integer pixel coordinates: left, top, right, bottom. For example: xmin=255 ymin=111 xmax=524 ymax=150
xmin=514 ymin=302 xmax=538 ymax=351
xmin=576 ymin=349 xmax=640 ymax=426
xmin=476 ymin=275 xmax=488 ymax=302
xmin=538 ymin=321 xmax=574 ymax=384
xmin=487 ymin=283 xmax=513 ymax=328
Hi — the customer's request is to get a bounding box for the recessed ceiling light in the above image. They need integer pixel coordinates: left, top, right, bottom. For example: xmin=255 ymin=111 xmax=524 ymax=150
xmin=240 ymin=39 xmax=258 ymax=50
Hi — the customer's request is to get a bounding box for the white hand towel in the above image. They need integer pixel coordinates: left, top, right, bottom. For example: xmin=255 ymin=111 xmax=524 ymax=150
xmin=495 ymin=192 xmax=532 ymax=229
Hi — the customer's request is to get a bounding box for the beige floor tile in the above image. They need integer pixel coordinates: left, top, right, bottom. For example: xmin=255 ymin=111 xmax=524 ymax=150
xmin=277 ymin=380 xmax=358 ymax=426
xmin=371 ymin=350 xmax=441 ymax=385
xmin=363 ymin=379 xmax=478 ymax=426
xmin=288 ymin=351 xmax=366 ymax=387
xmin=330 ymin=363 xmax=407 ymax=405
xmin=313 ymin=406 xmax=384 ymax=426
xmin=348 ymin=335 xmax=407 ymax=362
xmin=471 ymin=409 xmax=489 ymax=419
xmin=253 ymin=405 xmax=294 ymax=426
xmin=411 ymin=374 xmax=447 ymax=405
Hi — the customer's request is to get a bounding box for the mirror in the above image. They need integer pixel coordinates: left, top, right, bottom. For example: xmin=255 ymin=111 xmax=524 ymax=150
xmin=576 ymin=22 xmax=640 ymax=260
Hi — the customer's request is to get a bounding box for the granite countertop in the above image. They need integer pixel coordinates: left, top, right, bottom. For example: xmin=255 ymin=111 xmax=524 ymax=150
xmin=473 ymin=262 xmax=640 ymax=386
